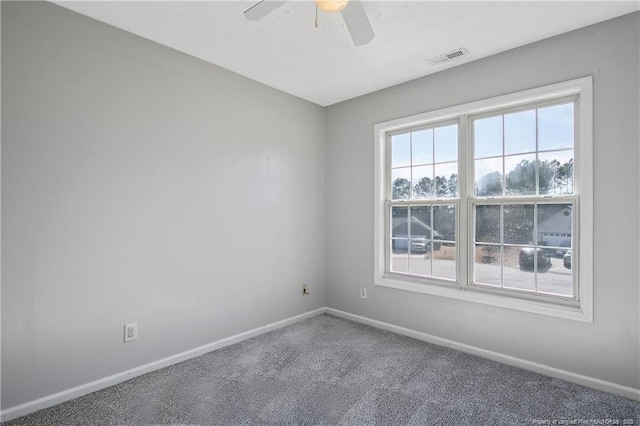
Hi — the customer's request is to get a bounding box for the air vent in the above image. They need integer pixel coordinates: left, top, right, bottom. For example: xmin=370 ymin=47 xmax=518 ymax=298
xmin=427 ymin=48 xmax=469 ymax=66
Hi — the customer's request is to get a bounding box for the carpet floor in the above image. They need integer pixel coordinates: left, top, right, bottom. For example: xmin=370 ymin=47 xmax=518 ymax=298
xmin=4 ymin=313 xmax=640 ymax=425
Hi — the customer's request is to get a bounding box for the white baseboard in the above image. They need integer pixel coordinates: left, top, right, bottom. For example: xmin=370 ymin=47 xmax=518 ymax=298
xmin=0 ymin=307 xmax=327 ymax=423
xmin=326 ymin=308 xmax=640 ymax=402
xmin=4 ymin=306 xmax=638 ymax=423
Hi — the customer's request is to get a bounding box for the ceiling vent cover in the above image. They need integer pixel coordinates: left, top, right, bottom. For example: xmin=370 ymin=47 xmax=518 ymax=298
xmin=428 ymin=48 xmax=469 ymax=65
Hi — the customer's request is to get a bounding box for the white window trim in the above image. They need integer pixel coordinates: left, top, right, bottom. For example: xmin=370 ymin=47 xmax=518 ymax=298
xmin=374 ymin=77 xmax=593 ymax=322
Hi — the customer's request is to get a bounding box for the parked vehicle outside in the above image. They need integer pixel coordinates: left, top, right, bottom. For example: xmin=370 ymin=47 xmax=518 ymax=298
xmin=519 ymin=247 xmax=551 ymax=270
xmin=563 ymin=250 xmax=572 ymax=269
xmin=410 ymin=239 xmax=431 ymax=254
xmin=554 ymin=241 xmax=571 ymax=258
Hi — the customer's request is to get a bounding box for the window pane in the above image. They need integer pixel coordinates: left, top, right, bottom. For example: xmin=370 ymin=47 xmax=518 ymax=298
xmin=434 ymin=205 xmax=456 ymax=242
xmin=475 ymin=157 xmax=503 ymax=196
xmin=412 ymin=165 xmax=434 ymax=199
xmin=391 ymin=168 xmax=411 ymax=200
xmin=475 ymin=205 xmax=500 ymax=244
xmin=503 ymin=204 xmax=534 ymax=245
xmin=474 ymin=116 xmax=502 ymax=159
xmin=391 ymin=206 xmax=409 ymax=238
xmin=537 ymin=204 xmax=572 ymax=248
xmin=391 ymin=205 xmax=410 ymax=273
xmin=391 ymin=133 xmax=411 ymax=168
xmin=409 ymin=206 xmax=432 ymax=240
xmin=504 ymin=109 xmax=536 ymax=155
xmin=515 ymin=245 xmax=540 ymax=271
xmin=537 ymin=259 xmax=572 ymax=297
xmin=538 ymin=150 xmax=573 ymax=195
xmin=410 ymin=251 xmax=432 ymax=277
xmin=474 ymin=244 xmax=501 ymax=286
xmin=433 ymin=206 xmax=456 ymax=281
xmin=412 ymin=129 xmax=433 ymax=165
xmin=390 ymin=240 xmax=409 ymax=274
xmin=505 ymin=154 xmax=536 ymax=196
xmin=433 ymin=242 xmax=456 ymax=280
xmin=408 ymin=206 xmax=433 ymax=277
xmin=537 ymin=203 xmax=572 ymax=296
xmin=505 ymin=246 xmax=535 ymax=291
xmin=434 ymin=163 xmax=458 ymax=198
xmin=538 ymin=103 xmax=574 ymax=151
xmin=434 ymin=124 xmax=458 ymax=163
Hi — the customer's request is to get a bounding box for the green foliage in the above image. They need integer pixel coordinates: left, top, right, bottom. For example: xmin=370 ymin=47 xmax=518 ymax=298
xmin=475 ymin=158 xmax=573 ymax=197
xmin=394 ymin=173 xmax=459 ymax=200
xmin=476 ymin=171 xmax=502 ymax=197
xmin=506 ymin=160 xmax=536 ymax=195
xmin=435 ymin=176 xmax=449 ymax=198
xmin=555 ymin=159 xmax=573 ymax=194
xmin=392 ymin=177 xmax=411 ymax=200
xmin=447 ymin=174 xmax=458 ymax=197
xmin=413 ymin=176 xmax=433 ymax=198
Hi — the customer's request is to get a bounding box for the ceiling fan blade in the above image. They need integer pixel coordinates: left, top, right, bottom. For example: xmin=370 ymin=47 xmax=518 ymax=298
xmin=341 ymin=0 xmax=374 ymax=46
xmin=243 ymin=1 xmax=288 ymax=21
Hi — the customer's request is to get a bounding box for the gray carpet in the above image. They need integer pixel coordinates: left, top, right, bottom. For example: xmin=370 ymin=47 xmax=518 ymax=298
xmin=4 ymin=313 xmax=640 ymax=425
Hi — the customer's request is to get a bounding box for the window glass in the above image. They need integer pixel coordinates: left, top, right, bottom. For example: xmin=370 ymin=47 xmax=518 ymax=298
xmin=391 ymin=133 xmax=411 ymax=168
xmin=504 ymin=110 xmax=536 ymax=155
xmin=434 ymin=163 xmax=458 ymax=198
xmin=473 ymin=101 xmax=574 ymax=198
xmin=474 ymin=244 xmax=502 ymax=286
xmin=475 ymin=205 xmax=500 ymax=244
xmin=391 ymin=168 xmax=411 ymax=200
xmin=474 ymin=116 xmax=502 ymax=159
xmin=433 ymin=205 xmax=456 ymax=280
xmin=434 ymin=124 xmax=458 ymax=163
xmin=505 ymin=154 xmax=536 ymax=196
xmin=475 ymin=158 xmax=503 ymax=197
xmin=538 ymin=103 xmax=574 ymax=151
xmin=412 ymin=165 xmax=434 ymax=199
xmin=412 ymin=129 xmax=433 ymax=165
xmin=538 ymin=151 xmax=573 ymax=195
xmin=387 ymin=123 xmax=459 ymax=282
xmin=503 ymin=204 xmax=534 ymax=245
xmin=472 ymin=203 xmax=573 ymax=297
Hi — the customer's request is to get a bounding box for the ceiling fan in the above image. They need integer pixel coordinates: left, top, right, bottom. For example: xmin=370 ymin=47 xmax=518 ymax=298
xmin=243 ymin=0 xmax=375 ymax=46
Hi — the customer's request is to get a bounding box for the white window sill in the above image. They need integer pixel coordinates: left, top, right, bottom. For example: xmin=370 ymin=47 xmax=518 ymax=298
xmin=375 ymin=275 xmax=592 ymax=323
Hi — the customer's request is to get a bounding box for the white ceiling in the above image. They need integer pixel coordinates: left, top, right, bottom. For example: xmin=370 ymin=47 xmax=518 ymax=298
xmin=53 ymin=1 xmax=639 ymax=106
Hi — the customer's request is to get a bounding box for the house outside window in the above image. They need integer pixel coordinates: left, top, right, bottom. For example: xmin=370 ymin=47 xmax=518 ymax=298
xmin=373 ymin=78 xmax=593 ymax=322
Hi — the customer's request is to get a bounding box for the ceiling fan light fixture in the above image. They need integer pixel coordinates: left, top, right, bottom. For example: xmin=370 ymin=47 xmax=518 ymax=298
xmin=316 ymin=0 xmax=349 ymax=13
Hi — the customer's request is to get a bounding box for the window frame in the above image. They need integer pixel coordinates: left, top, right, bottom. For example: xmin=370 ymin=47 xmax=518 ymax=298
xmin=385 ymin=119 xmax=461 ymax=284
xmin=373 ymin=77 xmax=593 ymax=322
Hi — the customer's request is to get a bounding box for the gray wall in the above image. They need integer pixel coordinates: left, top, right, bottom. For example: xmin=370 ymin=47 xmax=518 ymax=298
xmin=2 ymin=2 xmax=325 ymax=409
xmin=325 ymin=12 xmax=639 ymax=390
xmin=2 ymin=0 xmax=639 ymax=412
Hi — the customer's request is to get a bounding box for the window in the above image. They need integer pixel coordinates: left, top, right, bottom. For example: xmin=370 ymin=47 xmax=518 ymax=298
xmin=388 ymin=123 xmax=458 ymax=282
xmin=374 ymin=78 xmax=593 ymax=322
xmin=471 ymin=101 xmax=576 ymax=299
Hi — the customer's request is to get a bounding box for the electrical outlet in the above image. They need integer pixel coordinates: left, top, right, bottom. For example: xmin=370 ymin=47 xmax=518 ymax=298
xmin=302 ymin=284 xmax=309 ymax=295
xmin=360 ymin=288 xmax=367 ymax=299
xmin=124 ymin=322 xmax=138 ymax=343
